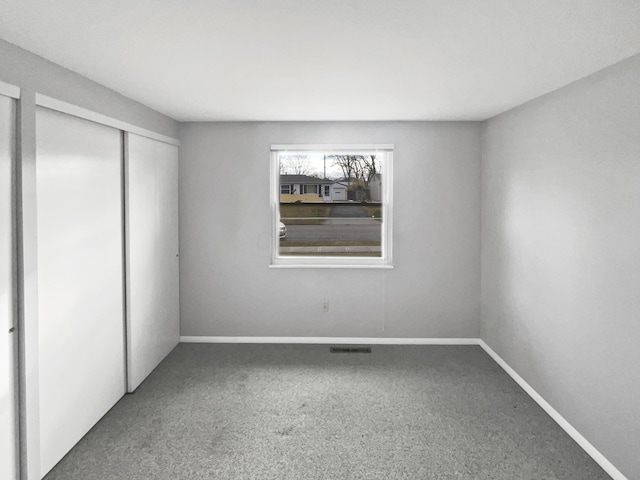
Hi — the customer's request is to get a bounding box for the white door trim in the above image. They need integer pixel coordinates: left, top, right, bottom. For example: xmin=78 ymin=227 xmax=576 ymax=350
xmin=35 ymin=94 xmax=179 ymax=147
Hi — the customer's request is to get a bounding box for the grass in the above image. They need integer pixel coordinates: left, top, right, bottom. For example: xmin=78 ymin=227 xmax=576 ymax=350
xmin=280 ymin=203 xmax=382 ymax=223
xmin=281 ymin=219 xmax=325 ymax=225
xmin=359 ymin=205 xmax=383 ymax=218
xmin=280 ymin=204 xmax=331 ymax=218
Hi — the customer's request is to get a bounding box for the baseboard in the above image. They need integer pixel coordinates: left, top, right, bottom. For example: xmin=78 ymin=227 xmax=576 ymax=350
xmin=180 ymin=336 xmax=480 ymax=345
xmin=478 ymin=340 xmax=628 ymax=480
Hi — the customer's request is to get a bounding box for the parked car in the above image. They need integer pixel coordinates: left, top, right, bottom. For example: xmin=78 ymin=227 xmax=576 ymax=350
xmin=279 ymin=221 xmax=287 ymax=239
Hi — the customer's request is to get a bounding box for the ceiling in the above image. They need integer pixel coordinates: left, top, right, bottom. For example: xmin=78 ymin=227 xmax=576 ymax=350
xmin=1 ymin=0 xmax=639 ymax=122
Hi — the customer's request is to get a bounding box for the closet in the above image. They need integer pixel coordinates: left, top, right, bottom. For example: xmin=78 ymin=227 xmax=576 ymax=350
xmin=35 ymin=105 xmax=179 ymax=477
xmin=36 ymin=108 xmax=126 ymax=474
xmin=125 ymin=133 xmax=179 ymax=391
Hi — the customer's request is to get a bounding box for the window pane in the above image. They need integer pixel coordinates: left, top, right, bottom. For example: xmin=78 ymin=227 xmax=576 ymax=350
xmin=278 ymin=152 xmax=383 ymax=258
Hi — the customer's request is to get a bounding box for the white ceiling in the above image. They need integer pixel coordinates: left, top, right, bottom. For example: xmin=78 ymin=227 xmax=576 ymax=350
xmin=1 ymin=0 xmax=639 ymax=121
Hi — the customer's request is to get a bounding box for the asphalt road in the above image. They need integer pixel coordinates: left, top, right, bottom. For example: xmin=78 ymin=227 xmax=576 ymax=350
xmin=284 ymin=222 xmax=381 ymax=242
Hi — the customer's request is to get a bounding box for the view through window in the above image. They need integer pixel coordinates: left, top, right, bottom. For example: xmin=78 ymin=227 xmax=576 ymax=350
xmin=271 ymin=145 xmax=393 ymax=267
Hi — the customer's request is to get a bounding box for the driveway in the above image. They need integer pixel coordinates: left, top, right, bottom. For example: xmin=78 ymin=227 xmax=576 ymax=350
xmin=328 ymin=204 xmax=369 ymax=217
xmin=324 ymin=204 xmax=379 ymax=225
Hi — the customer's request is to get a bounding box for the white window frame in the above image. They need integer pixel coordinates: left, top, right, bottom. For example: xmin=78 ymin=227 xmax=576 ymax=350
xmin=270 ymin=144 xmax=394 ymax=269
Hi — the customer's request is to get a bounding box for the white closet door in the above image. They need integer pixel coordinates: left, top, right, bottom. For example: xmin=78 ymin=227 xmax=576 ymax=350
xmin=0 ymin=94 xmax=18 ymax=480
xmin=125 ymin=133 xmax=179 ymax=391
xmin=36 ymin=108 xmax=126 ymax=476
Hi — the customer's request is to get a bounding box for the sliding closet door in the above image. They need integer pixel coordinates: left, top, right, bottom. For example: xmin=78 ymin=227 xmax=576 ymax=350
xmin=0 ymin=94 xmax=18 ymax=480
xmin=125 ymin=133 xmax=179 ymax=391
xmin=36 ymin=108 xmax=126 ymax=476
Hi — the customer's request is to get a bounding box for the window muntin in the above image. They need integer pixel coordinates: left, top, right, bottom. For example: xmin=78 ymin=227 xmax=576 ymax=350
xmin=271 ymin=145 xmax=393 ymax=268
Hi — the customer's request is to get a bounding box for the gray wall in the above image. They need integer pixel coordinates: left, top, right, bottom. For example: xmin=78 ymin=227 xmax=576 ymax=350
xmin=179 ymin=122 xmax=481 ymax=338
xmin=0 ymin=38 xmax=178 ymax=138
xmin=481 ymin=54 xmax=640 ymax=479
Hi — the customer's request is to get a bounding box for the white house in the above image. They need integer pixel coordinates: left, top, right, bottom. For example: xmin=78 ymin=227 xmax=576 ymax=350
xmin=279 ymin=174 xmax=348 ymax=202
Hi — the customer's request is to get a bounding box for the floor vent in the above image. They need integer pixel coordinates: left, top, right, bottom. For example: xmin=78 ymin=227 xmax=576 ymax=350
xmin=330 ymin=346 xmax=372 ymax=354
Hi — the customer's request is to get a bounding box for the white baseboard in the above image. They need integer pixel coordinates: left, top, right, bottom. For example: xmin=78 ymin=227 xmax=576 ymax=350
xmin=180 ymin=336 xmax=480 ymax=345
xmin=478 ymin=340 xmax=627 ymax=480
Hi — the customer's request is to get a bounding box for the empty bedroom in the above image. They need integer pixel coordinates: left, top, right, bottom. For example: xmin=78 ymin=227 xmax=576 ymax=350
xmin=0 ymin=1 xmax=639 ymax=479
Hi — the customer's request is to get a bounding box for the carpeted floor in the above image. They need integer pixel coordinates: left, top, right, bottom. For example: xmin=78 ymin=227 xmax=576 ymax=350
xmin=44 ymin=344 xmax=611 ymax=480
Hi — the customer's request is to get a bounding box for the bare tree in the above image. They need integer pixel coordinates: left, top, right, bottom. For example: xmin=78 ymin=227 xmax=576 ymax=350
xmin=329 ymin=155 xmax=379 ymax=200
xmin=330 ymin=155 xmax=357 ymax=183
xmin=280 ymin=155 xmax=313 ymax=175
xmin=360 ymin=155 xmax=378 ymax=186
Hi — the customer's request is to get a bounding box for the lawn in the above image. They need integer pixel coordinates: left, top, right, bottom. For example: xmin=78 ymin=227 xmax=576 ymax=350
xmin=280 ymin=204 xmax=331 ymax=218
xmin=359 ymin=205 xmax=383 ymax=218
xmin=280 ymin=203 xmax=382 ymax=222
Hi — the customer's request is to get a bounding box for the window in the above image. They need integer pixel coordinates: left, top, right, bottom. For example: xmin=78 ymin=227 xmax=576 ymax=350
xmin=302 ymin=184 xmax=319 ymax=195
xmin=271 ymin=144 xmax=393 ymax=268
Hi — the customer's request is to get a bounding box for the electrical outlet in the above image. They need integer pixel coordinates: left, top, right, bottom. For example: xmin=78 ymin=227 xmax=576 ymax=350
xmin=322 ymin=300 xmax=329 ymax=312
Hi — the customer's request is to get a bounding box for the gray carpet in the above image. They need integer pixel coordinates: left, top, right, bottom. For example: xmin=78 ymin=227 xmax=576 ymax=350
xmin=44 ymin=344 xmax=611 ymax=480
